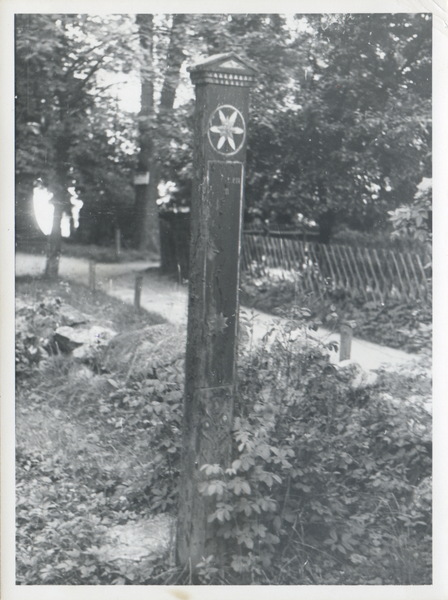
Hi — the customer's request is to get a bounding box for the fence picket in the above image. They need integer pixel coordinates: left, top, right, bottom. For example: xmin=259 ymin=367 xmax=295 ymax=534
xmin=388 ymin=250 xmax=406 ymax=296
xmin=364 ymin=248 xmax=384 ymax=303
xmin=310 ymin=245 xmax=323 ymax=296
xmin=244 ymin=235 xmax=254 ymax=274
xmin=398 ymin=252 xmax=414 ymax=298
xmin=347 ymin=246 xmax=369 ymax=301
xmin=280 ymin=238 xmax=292 ymax=272
xmin=406 ymin=252 xmax=422 ymax=299
xmin=262 ymin=235 xmax=273 ymax=269
xmin=339 ymin=245 xmax=357 ymax=297
xmin=415 ymin=253 xmax=429 ymax=297
xmin=372 ymin=249 xmax=388 ymax=298
xmin=332 ymin=244 xmax=350 ymax=292
xmin=241 ymin=234 xmax=430 ymax=304
xmin=357 ymin=248 xmax=376 ymax=300
xmin=329 ymin=244 xmax=346 ymax=290
xmin=274 ymin=237 xmax=284 ymax=269
xmin=284 ymin=238 xmax=296 ymax=272
xmin=320 ymin=244 xmax=336 ymax=288
xmin=305 ymin=243 xmax=320 ymax=297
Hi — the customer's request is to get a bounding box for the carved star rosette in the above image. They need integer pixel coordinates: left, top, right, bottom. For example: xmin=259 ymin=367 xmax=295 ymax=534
xmin=208 ymin=105 xmax=246 ymax=156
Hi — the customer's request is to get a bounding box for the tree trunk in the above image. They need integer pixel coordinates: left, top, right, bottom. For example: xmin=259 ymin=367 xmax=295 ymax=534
xmin=44 ymin=200 xmax=63 ymax=279
xmin=135 ymin=161 xmax=160 ymax=254
xmin=135 ymin=14 xmax=159 ymax=254
xmin=134 ymin=14 xmax=186 ymax=254
xmin=317 ymin=210 xmax=335 ymax=244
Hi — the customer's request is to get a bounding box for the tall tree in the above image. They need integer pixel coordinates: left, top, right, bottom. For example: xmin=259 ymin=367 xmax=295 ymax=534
xmin=134 ymin=14 xmax=188 ymax=253
xmin=154 ymin=14 xmax=431 ymax=244
xmin=244 ymin=13 xmax=432 ymax=241
xmin=15 ymin=14 xmax=137 ymax=274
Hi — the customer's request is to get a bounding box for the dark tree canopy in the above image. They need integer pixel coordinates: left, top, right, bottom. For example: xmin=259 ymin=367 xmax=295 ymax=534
xmin=242 ymin=13 xmax=432 ymax=241
xmin=15 ymin=13 xmax=432 ymax=252
xmin=15 ymin=14 xmax=138 ymax=257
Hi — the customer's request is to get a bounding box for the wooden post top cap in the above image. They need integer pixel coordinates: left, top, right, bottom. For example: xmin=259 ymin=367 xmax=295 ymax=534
xmin=187 ymin=52 xmax=258 ymax=76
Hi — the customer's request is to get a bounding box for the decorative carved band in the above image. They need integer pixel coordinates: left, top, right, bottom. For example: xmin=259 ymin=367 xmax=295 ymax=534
xmin=190 ymin=71 xmax=256 ymax=87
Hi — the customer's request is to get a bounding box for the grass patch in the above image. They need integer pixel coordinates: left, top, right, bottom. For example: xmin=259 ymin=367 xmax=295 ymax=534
xmin=61 ymin=242 xmax=159 ymax=264
xmin=240 ymin=272 xmax=432 ymax=354
xmin=16 ymin=275 xmax=166 ymax=333
xmin=16 ymin=276 xmax=178 ymax=584
xmin=15 ymin=238 xmax=158 ymax=264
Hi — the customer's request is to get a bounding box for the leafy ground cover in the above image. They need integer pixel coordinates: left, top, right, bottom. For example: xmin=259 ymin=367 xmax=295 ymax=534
xmin=240 ymin=271 xmax=432 ymax=354
xmin=15 ymin=277 xmax=431 ymax=585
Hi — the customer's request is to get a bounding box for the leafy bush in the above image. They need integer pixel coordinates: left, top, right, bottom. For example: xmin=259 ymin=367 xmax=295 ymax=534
xmin=15 ymin=296 xmax=62 ymax=376
xmin=15 ymin=281 xmax=177 ymax=585
xmin=240 ymin=271 xmax=432 ymax=354
xmin=388 ymin=177 xmax=432 ymax=257
xmin=15 ymin=279 xmax=431 ymax=585
xmin=195 ymin=310 xmax=432 ymax=584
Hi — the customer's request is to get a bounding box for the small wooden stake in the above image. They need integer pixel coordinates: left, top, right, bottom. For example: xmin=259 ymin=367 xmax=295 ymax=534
xmin=340 ymin=322 xmax=353 ymax=361
xmin=115 ymin=227 xmax=121 ymax=258
xmin=89 ymin=259 xmax=96 ymax=292
xmin=134 ymin=273 xmax=143 ymax=309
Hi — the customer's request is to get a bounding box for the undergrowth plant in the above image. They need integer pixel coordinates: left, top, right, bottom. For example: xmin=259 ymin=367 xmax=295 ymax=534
xmin=15 ymin=280 xmax=432 ymax=585
xmin=195 ymin=306 xmax=432 ymax=584
xmin=240 ymin=271 xmax=432 ymax=354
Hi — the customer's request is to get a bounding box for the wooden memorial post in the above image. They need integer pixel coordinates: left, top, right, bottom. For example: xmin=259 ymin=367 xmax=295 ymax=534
xmin=177 ymin=53 xmax=258 ymax=570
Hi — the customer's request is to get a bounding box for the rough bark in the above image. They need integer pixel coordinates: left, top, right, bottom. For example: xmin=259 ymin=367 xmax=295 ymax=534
xmin=44 ymin=200 xmax=63 ymax=279
xmin=134 ymin=14 xmax=186 ymax=254
xmin=44 ymin=135 xmax=72 ymax=277
xmin=134 ymin=14 xmax=157 ymax=253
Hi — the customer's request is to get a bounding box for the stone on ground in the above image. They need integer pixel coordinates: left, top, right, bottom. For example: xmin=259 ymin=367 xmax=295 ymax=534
xmin=105 ymin=324 xmax=186 ymax=379
xmin=54 ymin=325 xmax=117 ymax=359
xmin=98 ymin=514 xmax=176 ymax=563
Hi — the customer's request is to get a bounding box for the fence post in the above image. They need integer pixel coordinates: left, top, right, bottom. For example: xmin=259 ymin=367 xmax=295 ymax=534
xmin=340 ymin=321 xmax=354 ymax=361
xmin=115 ymin=227 xmax=121 ymax=258
xmin=134 ymin=273 xmax=143 ymax=310
xmin=89 ymin=259 xmax=96 ymax=292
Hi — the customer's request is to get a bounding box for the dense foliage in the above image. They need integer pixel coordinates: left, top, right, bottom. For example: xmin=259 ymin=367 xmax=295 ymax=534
xmin=16 ymin=278 xmax=431 ymax=585
xmin=15 ymin=14 xmax=138 ymax=255
xmin=240 ymin=271 xmax=432 ymax=354
xmin=164 ymin=13 xmax=432 ymax=242
xmin=388 ymin=177 xmax=432 ymax=258
xmin=15 ymin=13 xmax=432 ymax=253
xmin=197 ymin=311 xmax=431 ymax=583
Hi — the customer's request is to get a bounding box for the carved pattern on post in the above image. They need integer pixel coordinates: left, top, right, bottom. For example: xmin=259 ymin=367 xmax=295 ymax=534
xmin=208 ymin=105 xmax=246 ymax=156
xmin=190 ymin=71 xmax=256 ymax=87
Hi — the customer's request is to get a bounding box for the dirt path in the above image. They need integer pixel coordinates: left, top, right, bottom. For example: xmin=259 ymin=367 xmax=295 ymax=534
xmin=15 ymin=252 xmax=418 ymax=371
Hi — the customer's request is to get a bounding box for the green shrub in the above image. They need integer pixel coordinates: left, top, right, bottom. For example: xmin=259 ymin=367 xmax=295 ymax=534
xmin=196 ymin=310 xmax=432 ymax=584
xmin=240 ymin=272 xmax=432 ymax=354
xmin=16 ymin=280 xmax=431 ymax=585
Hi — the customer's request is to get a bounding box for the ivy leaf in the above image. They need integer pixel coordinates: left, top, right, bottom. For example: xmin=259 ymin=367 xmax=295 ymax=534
xmin=207 ymin=312 xmax=229 ymax=336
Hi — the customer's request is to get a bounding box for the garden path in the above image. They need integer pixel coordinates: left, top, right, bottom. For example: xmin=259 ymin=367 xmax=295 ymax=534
xmin=15 ymin=252 xmax=418 ymax=372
